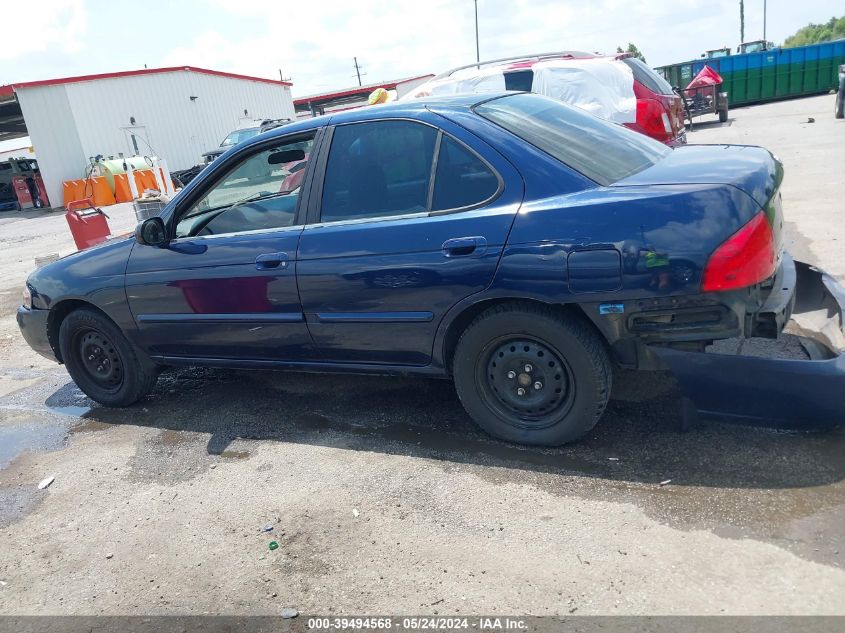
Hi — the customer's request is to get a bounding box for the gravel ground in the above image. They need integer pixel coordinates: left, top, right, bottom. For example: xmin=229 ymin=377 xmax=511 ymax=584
xmin=0 ymin=95 xmax=843 ymax=617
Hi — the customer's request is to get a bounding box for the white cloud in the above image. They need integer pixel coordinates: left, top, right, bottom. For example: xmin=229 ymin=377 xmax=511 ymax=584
xmin=160 ymin=0 xmax=755 ymax=95
xmin=0 ymin=0 xmax=87 ymax=60
xmin=3 ymin=0 xmax=842 ymax=93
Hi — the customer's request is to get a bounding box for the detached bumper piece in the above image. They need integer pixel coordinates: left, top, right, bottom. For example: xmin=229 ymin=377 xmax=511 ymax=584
xmin=654 ymin=258 xmax=845 ymax=429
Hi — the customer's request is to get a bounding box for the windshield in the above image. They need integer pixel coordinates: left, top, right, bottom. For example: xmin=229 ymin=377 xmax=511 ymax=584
xmin=741 ymin=42 xmax=765 ymax=53
xmin=475 ymin=93 xmax=670 ymax=186
xmin=221 ymin=128 xmax=261 ymax=147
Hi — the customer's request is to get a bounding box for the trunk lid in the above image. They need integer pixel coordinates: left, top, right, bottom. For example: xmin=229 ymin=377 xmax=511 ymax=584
xmin=612 ymin=144 xmax=782 ymax=209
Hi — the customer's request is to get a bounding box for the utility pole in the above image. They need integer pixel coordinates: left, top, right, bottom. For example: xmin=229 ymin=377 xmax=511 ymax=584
xmin=763 ymin=0 xmax=767 ymax=43
xmin=474 ymin=0 xmax=480 ymax=64
xmin=740 ymin=0 xmax=745 ymax=44
xmin=353 ymin=57 xmax=363 ymax=87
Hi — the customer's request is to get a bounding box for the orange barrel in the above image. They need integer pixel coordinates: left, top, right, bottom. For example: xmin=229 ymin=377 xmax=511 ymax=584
xmin=62 ymin=180 xmax=84 ymax=207
xmin=62 ymin=181 xmax=76 ymax=207
xmin=113 ymin=173 xmax=133 ymax=203
xmin=90 ymin=176 xmax=115 ymax=207
xmin=140 ymin=169 xmax=158 ymax=191
xmin=133 ymin=170 xmax=147 ymax=194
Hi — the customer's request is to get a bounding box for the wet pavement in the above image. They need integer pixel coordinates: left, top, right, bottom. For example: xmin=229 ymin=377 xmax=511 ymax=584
xmin=2 ymin=363 xmax=844 ymax=573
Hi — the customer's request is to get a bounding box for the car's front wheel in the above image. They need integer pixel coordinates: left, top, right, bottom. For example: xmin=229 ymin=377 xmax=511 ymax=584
xmin=452 ymin=303 xmax=611 ymax=446
xmin=59 ymin=308 xmax=158 ymax=406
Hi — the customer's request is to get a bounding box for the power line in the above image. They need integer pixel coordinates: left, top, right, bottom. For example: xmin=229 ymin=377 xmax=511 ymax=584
xmin=353 ymin=57 xmax=366 ymax=87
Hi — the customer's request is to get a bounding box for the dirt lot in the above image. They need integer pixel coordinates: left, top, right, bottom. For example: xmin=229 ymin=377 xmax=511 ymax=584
xmin=0 ymin=95 xmax=844 ymax=616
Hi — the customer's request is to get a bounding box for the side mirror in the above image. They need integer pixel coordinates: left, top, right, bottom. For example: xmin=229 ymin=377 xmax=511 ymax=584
xmin=135 ymin=217 xmax=168 ymax=247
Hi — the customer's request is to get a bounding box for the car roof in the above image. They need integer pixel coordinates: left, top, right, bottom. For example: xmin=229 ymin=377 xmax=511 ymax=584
xmin=255 ymin=92 xmax=507 ymax=141
xmin=434 ymin=51 xmax=599 ymax=79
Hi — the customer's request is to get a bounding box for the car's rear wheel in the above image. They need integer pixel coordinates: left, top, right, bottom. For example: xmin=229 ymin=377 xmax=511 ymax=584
xmin=836 ymin=91 xmax=844 ymax=119
xmin=59 ymin=308 xmax=158 ymax=406
xmin=452 ymin=303 xmax=611 ymax=445
xmin=719 ymin=104 xmax=729 ymax=123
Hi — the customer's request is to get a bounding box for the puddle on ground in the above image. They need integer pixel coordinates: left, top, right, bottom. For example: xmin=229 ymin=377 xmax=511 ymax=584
xmin=0 ymin=419 xmax=68 ymax=469
xmin=220 ymin=450 xmax=250 ymax=460
xmin=155 ymin=429 xmax=197 ymax=447
xmin=49 ymin=405 xmax=92 ymax=418
xmin=69 ymin=419 xmax=113 ymax=433
xmin=0 ymin=392 xmax=98 ymax=473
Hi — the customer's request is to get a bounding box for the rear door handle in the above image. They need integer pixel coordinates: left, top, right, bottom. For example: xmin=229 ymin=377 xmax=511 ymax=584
xmin=255 ymin=251 xmax=289 ymax=270
xmin=442 ymin=236 xmax=487 ymax=258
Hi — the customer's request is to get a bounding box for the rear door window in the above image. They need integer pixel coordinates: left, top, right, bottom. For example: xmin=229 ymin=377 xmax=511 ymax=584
xmin=476 ymin=92 xmax=670 ymax=185
xmin=321 ymin=121 xmax=437 ymax=222
xmin=431 ymin=136 xmax=499 ymax=211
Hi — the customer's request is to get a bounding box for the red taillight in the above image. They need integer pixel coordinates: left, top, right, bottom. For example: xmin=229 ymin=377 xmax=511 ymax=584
xmin=635 ymin=98 xmax=672 ymax=142
xmin=701 ymin=211 xmax=777 ymax=292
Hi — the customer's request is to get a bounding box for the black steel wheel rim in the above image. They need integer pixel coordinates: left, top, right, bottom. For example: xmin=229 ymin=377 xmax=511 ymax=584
xmin=76 ymin=329 xmax=123 ymax=391
xmin=477 ymin=336 xmax=575 ymax=430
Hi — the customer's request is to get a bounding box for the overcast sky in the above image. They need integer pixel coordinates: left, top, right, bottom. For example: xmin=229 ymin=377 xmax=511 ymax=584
xmin=1 ymin=0 xmax=842 ymax=97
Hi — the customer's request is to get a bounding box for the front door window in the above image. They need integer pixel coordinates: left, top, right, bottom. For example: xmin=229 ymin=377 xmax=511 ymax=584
xmin=176 ymin=137 xmax=314 ymax=238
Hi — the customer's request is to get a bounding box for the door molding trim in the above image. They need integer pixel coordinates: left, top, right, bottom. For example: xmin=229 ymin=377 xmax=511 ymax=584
xmin=151 ymin=354 xmax=443 ymax=375
xmin=137 ymin=312 xmax=304 ymax=324
xmin=312 ymin=311 xmax=434 ymax=323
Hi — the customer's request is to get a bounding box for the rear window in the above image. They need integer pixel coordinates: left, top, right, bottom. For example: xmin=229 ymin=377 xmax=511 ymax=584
xmin=622 ymin=57 xmax=675 ymax=95
xmin=475 ymin=93 xmax=670 ymax=186
xmin=503 ymin=70 xmax=533 ymax=92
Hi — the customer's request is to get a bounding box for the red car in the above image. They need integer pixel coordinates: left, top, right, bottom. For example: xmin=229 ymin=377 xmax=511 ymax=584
xmin=619 ymin=54 xmax=686 ymax=144
xmin=405 ymin=51 xmax=686 ymax=146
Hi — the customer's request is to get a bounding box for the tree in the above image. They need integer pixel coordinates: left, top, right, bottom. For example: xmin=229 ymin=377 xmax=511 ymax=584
xmin=616 ymin=43 xmax=646 ymax=64
xmin=783 ymin=16 xmax=845 ymax=48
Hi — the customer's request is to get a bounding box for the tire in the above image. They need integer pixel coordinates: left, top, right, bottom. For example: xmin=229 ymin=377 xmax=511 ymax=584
xmin=452 ymin=303 xmax=611 ymax=446
xmin=719 ymin=105 xmax=729 ymax=123
xmin=836 ymin=91 xmax=844 ymax=119
xmin=59 ymin=308 xmax=158 ymax=406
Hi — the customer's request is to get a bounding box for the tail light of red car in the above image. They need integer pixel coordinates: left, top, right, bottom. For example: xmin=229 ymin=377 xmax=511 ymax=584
xmin=701 ymin=211 xmax=777 ymax=292
xmin=634 ymin=98 xmax=673 ymax=143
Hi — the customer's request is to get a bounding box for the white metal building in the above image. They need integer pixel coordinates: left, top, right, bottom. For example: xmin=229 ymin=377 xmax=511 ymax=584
xmin=0 ymin=66 xmax=294 ymax=207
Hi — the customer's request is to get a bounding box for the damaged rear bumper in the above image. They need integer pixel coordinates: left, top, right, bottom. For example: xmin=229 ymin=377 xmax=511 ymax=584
xmin=653 ymin=257 xmax=845 ymax=428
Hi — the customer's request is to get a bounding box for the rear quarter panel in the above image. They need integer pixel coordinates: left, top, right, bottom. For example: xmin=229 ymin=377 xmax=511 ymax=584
xmin=496 ymin=182 xmax=762 ymax=301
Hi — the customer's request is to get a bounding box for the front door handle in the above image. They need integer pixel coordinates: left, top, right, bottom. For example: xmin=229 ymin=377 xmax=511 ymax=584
xmin=255 ymin=252 xmax=289 ymax=270
xmin=442 ymin=236 xmax=487 ymax=258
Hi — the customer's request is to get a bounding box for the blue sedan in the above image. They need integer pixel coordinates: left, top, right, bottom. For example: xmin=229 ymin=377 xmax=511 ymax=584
xmin=17 ymin=93 xmax=845 ymax=445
